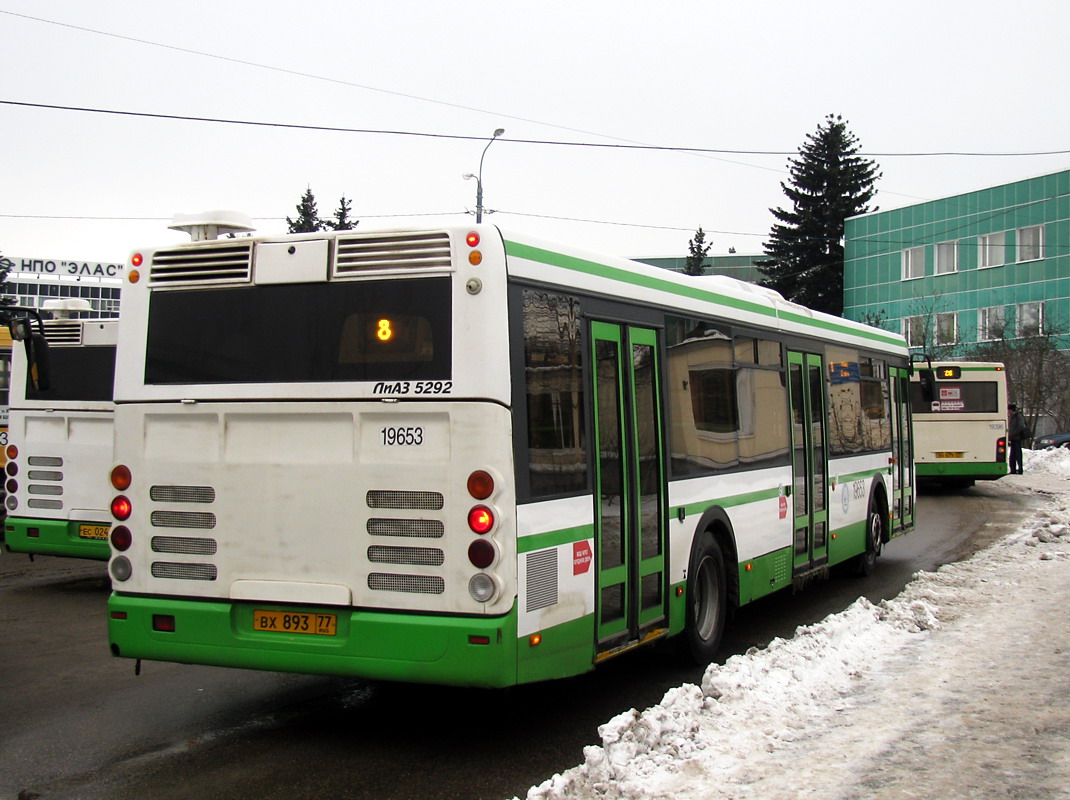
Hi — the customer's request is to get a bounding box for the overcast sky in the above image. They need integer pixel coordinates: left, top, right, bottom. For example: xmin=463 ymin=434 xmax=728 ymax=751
xmin=3 ymin=1 xmax=1070 ymax=264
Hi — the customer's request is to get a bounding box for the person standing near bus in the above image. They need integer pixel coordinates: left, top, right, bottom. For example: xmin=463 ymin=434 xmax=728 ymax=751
xmin=1008 ymin=403 xmax=1027 ymax=474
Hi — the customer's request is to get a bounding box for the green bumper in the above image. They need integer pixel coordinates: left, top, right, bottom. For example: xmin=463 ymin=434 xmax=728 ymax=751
xmin=109 ymin=593 xmax=525 ymax=688
xmin=3 ymin=517 xmax=110 ymax=560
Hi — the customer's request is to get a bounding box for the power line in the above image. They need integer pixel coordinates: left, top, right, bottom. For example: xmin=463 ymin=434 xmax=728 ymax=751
xmin=6 ymin=100 xmax=1070 ymax=159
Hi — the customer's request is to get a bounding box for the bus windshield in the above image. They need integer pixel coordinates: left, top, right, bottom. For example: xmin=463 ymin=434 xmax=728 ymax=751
xmin=145 ymin=278 xmax=452 ymax=385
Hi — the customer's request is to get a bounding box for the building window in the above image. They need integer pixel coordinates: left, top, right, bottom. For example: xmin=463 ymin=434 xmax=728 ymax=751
xmin=904 ymin=316 xmax=927 ymax=348
xmin=902 ymin=246 xmax=925 ymax=280
xmin=935 ymin=241 xmax=958 ymax=274
xmin=978 ymin=306 xmax=1006 ymax=341
xmin=1017 ymin=225 xmax=1043 ymax=262
xmin=934 ymin=312 xmax=956 ymax=346
xmin=979 ymin=231 xmax=1005 ymax=268
xmin=1017 ymin=302 xmax=1043 ymax=337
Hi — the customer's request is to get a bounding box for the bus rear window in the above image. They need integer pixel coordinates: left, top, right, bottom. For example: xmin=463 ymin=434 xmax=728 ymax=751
xmin=26 ymin=345 xmax=116 ymax=402
xmin=910 ymin=380 xmax=999 ymax=414
xmin=145 ymin=278 xmax=451 ymax=385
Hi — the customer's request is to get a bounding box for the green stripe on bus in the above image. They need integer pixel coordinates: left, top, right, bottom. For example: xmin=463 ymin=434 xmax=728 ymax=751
xmin=517 ymin=524 xmax=594 ymax=553
xmin=675 ymin=485 xmax=782 ymax=518
xmin=504 ymin=240 xmax=905 ymax=348
xmin=834 ymin=467 xmax=892 ymax=484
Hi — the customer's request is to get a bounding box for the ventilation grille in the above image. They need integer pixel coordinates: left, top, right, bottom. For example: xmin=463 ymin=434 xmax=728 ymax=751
xmin=368 ymin=573 xmax=445 ymax=595
xmin=367 ymin=518 xmax=444 ymax=539
xmin=334 ymin=232 xmax=452 ymax=275
xmin=150 ymin=486 xmax=216 ymax=503
xmin=42 ymin=321 xmax=83 ymax=344
xmin=367 ymin=490 xmax=444 ymax=510
xmin=28 ymin=456 xmax=63 ymax=467
xmin=526 ymin=549 xmax=559 ymax=612
xmin=151 ymin=511 xmax=217 ymax=530
xmin=151 ymin=562 xmax=218 ymax=581
xmin=368 ymin=545 xmax=445 ymax=566
xmin=150 ymin=243 xmax=252 ymax=284
xmin=27 ymin=464 xmax=63 ymax=505
xmin=151 ymin=536 xmax=218 ymax=555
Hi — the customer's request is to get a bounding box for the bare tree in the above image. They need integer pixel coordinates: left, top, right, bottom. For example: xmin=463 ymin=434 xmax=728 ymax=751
xmin=972 ymin=321 xmax=1070 ymax=437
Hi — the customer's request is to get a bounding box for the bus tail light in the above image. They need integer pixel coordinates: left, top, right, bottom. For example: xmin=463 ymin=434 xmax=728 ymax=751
xmin=467 ymin=470 xmax=494 ymax=500
xmin=5 ymin=445 xmax=17 ymax=460
xmin=467 ymin=505 xmax=494 ymax=534
xmin=111 ymin=495 xmax=132 ymax=521
xmin=110 ymin=556 xmax=132 ymax=582
xmin=111 ymin=465 xmax=132 ymax=491
xmin=153 ymin=614 xmax=176 ymax=632
xmin=468 ymin=538 xmax=496 ymax=569
xmin=111 ymin=525 xmax=132 ymax=552
xmin=996 ymin=436 xmax=1007 ymax=463
xmin=468 ymin=573 xmax=498 ymax=603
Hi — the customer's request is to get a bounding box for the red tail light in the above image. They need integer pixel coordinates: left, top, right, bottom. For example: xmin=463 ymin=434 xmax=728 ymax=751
xmin=468 ymin=538 xmax=495 ymax=569
xmin=467 ymin=505 xmax=494 ymax=534
xmin=996 ymin=436 xmax=1007 ymax=462
xmin=111 ymin=496 xmax=132 ymax=521
xmin=111 ymin=525 xmax=132 ymax=551
xmin=5 ymin=445 xmax=17 ymax=460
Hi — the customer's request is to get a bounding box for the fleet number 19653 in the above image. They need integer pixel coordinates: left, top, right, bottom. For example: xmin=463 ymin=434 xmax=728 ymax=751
xmin=381 ymin=427 xmax=424 ymax=446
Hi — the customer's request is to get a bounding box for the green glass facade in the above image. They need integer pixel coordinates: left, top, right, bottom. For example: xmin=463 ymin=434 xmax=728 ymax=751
xmin=843 ymin=170 xmax=1070 ymax=353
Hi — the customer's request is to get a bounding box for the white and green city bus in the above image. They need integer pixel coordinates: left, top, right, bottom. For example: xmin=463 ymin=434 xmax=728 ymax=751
xmin=105 ymin=218 xmax=914 ymax=687
xmin=3 ymin=310 xmax=118 ymax=560
xmin=909 ymin=360 xmax=1008 ymax=486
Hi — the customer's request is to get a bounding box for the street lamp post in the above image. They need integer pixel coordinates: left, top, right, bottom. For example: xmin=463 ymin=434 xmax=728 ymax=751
xmin=465 ymin=128 xmax=505 ymax=223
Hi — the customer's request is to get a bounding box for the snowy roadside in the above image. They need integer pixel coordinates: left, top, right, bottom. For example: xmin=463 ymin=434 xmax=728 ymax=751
xmin=520 ymin=449 xmax=1070 ymax=800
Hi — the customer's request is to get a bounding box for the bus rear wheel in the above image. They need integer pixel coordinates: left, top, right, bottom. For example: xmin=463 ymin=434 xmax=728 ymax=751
xmin=684 ymin=532 xmax=727 ymax=664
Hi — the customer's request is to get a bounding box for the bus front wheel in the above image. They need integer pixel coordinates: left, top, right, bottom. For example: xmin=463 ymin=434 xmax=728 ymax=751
xmin=684 ymin=532 xmax=727 ymax=664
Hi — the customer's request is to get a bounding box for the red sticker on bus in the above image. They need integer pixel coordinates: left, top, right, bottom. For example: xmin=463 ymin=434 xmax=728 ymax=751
xmin=779 ymin=495 xmax=788 ymax=519
xmin=573 ymin=541 xmax=593 ymax=574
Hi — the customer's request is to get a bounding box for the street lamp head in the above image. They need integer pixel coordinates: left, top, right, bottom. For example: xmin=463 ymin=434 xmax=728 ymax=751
xmin=493 ymin=128 xmax=505 ymax=138
xmin=463 ymin=173 xmax=476 ymax=181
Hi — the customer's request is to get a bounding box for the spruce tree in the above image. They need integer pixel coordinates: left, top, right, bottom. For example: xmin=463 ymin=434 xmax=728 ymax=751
xmin=286 ymin=186 xmax=326 ymax=233
xmin=758 ymin=115 xmax=880 ymax=316
xmin=329 ymin=195 xmax=358 ymax=231
xmin=685 ymin=227 xmax=710 ymax=276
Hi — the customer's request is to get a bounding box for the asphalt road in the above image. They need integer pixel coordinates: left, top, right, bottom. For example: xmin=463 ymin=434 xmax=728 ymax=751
xmin=0 ymin=481 xmax=1045 ymax=800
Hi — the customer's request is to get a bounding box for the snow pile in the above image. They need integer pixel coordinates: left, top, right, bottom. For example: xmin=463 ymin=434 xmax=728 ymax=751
xmin=1023 ymin=444 xmax=1070 ymax=480
xmin=521 ymin=450 xmax=1070 ymax=800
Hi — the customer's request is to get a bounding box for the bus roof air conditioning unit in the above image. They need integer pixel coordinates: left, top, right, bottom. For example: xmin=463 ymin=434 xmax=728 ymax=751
xmin=169 ymin=211 xmax=255 ymax=242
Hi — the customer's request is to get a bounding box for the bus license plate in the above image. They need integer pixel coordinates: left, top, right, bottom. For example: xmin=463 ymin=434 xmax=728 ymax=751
xmin=935 ymin=451 xmax=964 ymax=458
xmin=253 ymin=610 xmax=337 ymax=636
xmin=78 ymin=524 xmax=110 ymax=540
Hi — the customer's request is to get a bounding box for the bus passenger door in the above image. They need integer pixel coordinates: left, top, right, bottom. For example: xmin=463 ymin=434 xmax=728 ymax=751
xmin=890 ymin=366 xmax=914 ymax=530
xmin=590 ymin=322 xmax=668 ymax=655
xmin=787 ymin=351 xmax=829 ymax=574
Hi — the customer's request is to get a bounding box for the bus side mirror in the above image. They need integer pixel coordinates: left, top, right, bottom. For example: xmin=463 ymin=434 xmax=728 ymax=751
xmin=918 ymin=369 xmax=935 ymax=404
xmin=24 ymin=332 xmax=51 ymax=392
xmin=9 ymin=317 xmax=31 ymax=342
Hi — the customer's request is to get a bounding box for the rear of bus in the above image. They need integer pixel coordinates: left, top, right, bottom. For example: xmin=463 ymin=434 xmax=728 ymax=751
xmin=106 ymin=225 xmax=520 ymax=687
xmin=909 ymin=361 xmax=1008 ymax=485
xmin=3 ymin=318 xmax=117 ymax=560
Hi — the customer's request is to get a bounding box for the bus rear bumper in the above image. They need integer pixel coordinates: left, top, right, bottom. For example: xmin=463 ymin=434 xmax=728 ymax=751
xmin=916 ymin=461 xmax=1008 ymax=481
xmin=3 ymin=517 xmax=111 ymax=560
xmin=108 ymin=593 xmax=521 ymax=688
